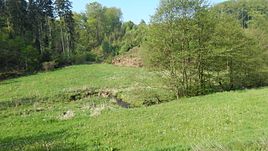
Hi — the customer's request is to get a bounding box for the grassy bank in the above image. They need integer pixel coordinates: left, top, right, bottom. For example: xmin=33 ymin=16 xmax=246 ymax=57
xmin=0 ymin=64 xmax=267 ymax=150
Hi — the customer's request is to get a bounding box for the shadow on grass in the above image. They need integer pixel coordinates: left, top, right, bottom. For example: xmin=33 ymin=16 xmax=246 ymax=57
xmin=0 ymin=79 xmax=19 ymax=85
xmin=0 ymin=97 xmax=47 ymax=110
xmin=0 ymin=130 xmax=87 ymax=151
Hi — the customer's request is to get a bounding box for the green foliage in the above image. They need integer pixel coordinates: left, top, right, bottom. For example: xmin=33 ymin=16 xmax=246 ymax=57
xmin=21 ymin=45 xmax=40 ymax=71
xmin=73 ymin=2 xmax=148 ymax=61
xmin=74 ymin=2 xmax=123 ymax=57
xmin=0 ymin=0 xmax=75 ymax=78
xmin=71 ymin=52 xmax=96 ymax=65
xmin=214 ymin=0 xmax=268 ymax=29
xmin=213 ymin=0 xmax=268 ymax=88
xmin=0 ymin=1 xmax=149 ymax=79
xmin=119 ymin=21 xmax=148 ymax=53
xmin=145 ymin=0 xmax=268 ymax=98
xmin=101 ymin=39 xmax=114 ymax=55
xmin=0 ymin=32 xmax=40 ymax=73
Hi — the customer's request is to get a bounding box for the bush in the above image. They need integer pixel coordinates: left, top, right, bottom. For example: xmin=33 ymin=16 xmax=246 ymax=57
xmin=72 ymin=52 xmax=97 ymax=65
xmin=0 ymin=71 xmax=23 ymax=80
xmin=103 ymin=55 xmax=113 ymax=64
xmin=54 ymin=55 xmax=72 ymax=67
xmin=243 ymin=71 xmax=268 ymax=88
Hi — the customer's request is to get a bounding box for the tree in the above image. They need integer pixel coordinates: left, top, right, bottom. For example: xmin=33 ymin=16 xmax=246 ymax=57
xmin=85 ymin=2 xmax=105 ymax=47
xmin=74 ymin=2 xmax=123 ymax=57
xmin=27 ymin=0 xmax=55 ymax=59
xmin=145 ymin=0 xmax=266 ymax=98
xmin=0 ymin=0 xmax=6 ymax=29
xmin=55 ymin=0 xmax=75 ymax=57
xmin=209 ymin=14 xmax=263 ymax=90
xmin=145 ymin=0 xmax=211 ymax=98
xmin=213 ymin=0 xmax=268 ymax=88
xmin=1 ymin=0 xmax=75 ymax=76
xmin=6 ymin=0 xmax=28 ymax=36
xmin=120 ymin=20 xmax=148 ymax=53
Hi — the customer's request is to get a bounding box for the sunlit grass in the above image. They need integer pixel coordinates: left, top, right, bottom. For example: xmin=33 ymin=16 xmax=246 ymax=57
xmin=0 ymin=64 xmax=268 ymax=150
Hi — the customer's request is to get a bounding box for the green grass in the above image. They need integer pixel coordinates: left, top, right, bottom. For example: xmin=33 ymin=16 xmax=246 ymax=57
xmin=0 ymin=64 xmax=268 ymax=150
xmin=0 ymin=64 xmax=170 ymax=107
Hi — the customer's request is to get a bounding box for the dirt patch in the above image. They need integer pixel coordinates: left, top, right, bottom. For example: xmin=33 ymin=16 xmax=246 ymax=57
xmin=112 ymin=57 xmax=143 ymax=67
xmin=65 ymin=89 xmax=113 ymax=101
xmin=63 ymin=87 xmax=168 ymax=108
xmin=64 ymin=88 xmax=98 ymax=101
xmin=112 ymin=47 xmax=143 ymax=67
xmin=63 ymin=88 xmax=131 ymax=108
xmin=59 ymin=110 xmax=75 ymax=120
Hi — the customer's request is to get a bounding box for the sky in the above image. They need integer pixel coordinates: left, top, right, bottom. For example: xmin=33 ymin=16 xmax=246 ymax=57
xmin=71 ymin=0 xmax=227 ymax=24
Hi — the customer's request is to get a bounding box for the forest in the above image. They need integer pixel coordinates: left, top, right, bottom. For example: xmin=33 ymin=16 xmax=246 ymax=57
xmin=1 ymin=0 xmax=268 ymax=97
xmin=0 ymin=0 xmax=145 ymax=76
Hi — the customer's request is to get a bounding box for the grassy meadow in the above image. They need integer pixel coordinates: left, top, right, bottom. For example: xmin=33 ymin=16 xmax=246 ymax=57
xmin=0 ymin=64 xmax=268 ymax=150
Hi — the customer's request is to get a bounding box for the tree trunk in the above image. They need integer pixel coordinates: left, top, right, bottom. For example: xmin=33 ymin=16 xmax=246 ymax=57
xmin=60 ymin=20 xmax=65 ymax=55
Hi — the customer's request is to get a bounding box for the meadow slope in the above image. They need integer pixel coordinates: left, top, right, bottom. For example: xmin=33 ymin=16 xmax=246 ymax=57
xmin=0 ymin=64 xmax=268 ymax=150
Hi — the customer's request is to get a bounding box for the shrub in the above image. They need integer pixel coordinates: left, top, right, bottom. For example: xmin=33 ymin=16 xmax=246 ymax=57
xmin=72 ymin=52 xmax=96 ymax=65
xmin=103 ymin=54 xmax=114 ymax=64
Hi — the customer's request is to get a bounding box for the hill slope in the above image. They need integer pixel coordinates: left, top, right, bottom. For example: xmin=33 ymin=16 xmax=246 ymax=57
xmin=0 ymin=64 xmax=170 ymax=107
xmin=0 ymin=64 xmax=268 ymax=150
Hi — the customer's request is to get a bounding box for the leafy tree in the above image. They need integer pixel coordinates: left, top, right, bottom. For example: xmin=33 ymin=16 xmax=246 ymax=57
xmin=0 ymin=0 xmax=75 ymax=76
xmin=213 ymin=0 xmax=268 ymax=87
xmin=120 ymin=20 xmax=148 ymax=53
xmin=209 ymin=14 xmax=263 ymax=90
xmin=85 ymin=2 xmax=106 ymax=47
xmin=145 ymin=0 xmax=267 ymax=98
xmin=0 ymin=32 xmax=39 ymax=72
xmin=74 ymin=2 xmax=123 ymax=58
xmin=145 ymin=0 xmax=211 ymax=98
xmin=55 ymin=0 xmax=75 ymax=57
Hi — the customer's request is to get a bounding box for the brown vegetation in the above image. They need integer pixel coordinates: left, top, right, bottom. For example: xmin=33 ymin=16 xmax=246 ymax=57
xmin=112 ymin=47 xmax=143 ymax=67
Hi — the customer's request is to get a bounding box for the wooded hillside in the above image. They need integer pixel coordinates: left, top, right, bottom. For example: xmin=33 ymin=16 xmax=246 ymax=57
xmin=0 ymin=0 xmax=268 ymax=96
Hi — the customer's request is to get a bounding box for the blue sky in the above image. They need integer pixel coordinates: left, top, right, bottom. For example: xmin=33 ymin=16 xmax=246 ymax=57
xmin=71 ymin=0 xmax=227 ymax=24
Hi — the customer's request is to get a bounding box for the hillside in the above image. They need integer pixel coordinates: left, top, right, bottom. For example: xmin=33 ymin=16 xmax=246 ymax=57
xmin=0 ymin=64 xmax=171 ymax=107
xmin=0 ymin=64 xmax=268 ymax=150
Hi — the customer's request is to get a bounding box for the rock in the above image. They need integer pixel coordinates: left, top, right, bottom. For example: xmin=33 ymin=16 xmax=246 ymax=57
xmin=60 ymin=110 xmax=75 ymax=120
